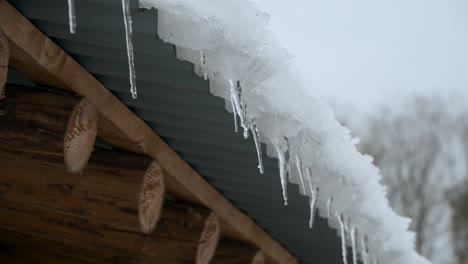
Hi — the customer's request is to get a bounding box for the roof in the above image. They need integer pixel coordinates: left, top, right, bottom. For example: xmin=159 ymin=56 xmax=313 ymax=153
xmin=6 ymin=0 xmax=347 ymax=262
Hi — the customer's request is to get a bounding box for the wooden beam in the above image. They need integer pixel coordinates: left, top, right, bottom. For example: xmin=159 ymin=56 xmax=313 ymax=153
xmin=0 ymin=27 xmax=7 ymax=99
xmin=211 ymin=237 xmax=265 ymax=264
xmin=0 ymin=158 xmax=220 ymax=264
xmin=0 ymin=2 xmax=297 ymax=263
xmin=0 ymin=84 xmax=97 ymax=172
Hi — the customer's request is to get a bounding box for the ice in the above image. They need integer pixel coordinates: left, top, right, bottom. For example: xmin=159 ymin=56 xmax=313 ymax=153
xmin=350 ymin=227 xmax=358 ymax=264
xmin=271 ymin=138 xmax=288 ymax=206
xmin=199 ymin=50 xmax=208 ymax=80
xmin=295 ymin=155 xmax=306 ymax=194
xmin=121 ymin=0 xmax=137 ymax=99
xmin=308 ymin=179 xmax=319 ymax=228
xmin=361 ymin=235 xmax=370 ymax=264
xmin=139 ymin=1 xmax=433 ymax=263
xmin=251 ymin=122 xmax=264 ymax=174
xmin=67 ymin=0 xmax=76 ymax=34
xmin=229 ymin=80 xmax=249 ymax=139
xmin=337 ymin=212 xmax=348 ymax=264
xmin=327 ymin=196 xmax=333 ymax=218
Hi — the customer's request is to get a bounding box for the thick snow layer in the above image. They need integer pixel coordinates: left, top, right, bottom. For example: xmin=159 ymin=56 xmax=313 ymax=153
xmin=139 ymin=0 xmax=432 ymax=263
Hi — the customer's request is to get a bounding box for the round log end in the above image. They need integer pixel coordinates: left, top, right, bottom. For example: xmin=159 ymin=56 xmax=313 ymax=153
xmin=138 ymin=161 xmax=165 ymax=234
xmin=64 ymin=98 xmax=98 ymax=173
xmin=252 ymin=251 xmax=265 ymax=264
xmin=196 ymin=213 xmax=220 ymax=264
xmin=0 ymin=28 xmax=8 ymax=99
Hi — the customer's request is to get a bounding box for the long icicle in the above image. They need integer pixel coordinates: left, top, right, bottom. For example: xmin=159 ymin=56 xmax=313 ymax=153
xmin=251 ymin=122 xmax=264 ymax=174
xmin=67 ymin=0 xmax=76 ymax=34
xmin=350 ymin=227 xmax=358 ymax=264
xmin=337 ymin=212 xmax=348 ymax=264
xmin=284 ymin=137 xmax=291 ymax=180
xmin=327 ymin=196 xmax=333 ymax=218
xmin=295 ymin=155 xmax=306 ymax=194
xmin=229 ymin=80 xmax=249 ymax=138
xmin=272 ymin=139 xmax=288 ymax=205
xmin=121 ymin=0 xmax=137 ymax=99
xmin=306 ymin=167 xmax=318 ymax=228
xmin=199 ymin=50 xmax=208 ymax=80
xmin=360 ymin=235 xmax=370 ymax=264
xmin=230 ymin=95 xmax=239 ymax=132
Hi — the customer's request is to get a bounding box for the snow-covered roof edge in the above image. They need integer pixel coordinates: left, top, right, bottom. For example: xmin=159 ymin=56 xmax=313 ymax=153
xmin=139 ymin=1 xmax=431 ymax=263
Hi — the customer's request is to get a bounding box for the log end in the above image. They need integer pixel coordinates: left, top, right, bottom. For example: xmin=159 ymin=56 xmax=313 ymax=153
xmin=0 ymin=28 xmax=9 ymax=99
xmin=252 ymin=251 xmax=265 ymax=264
xmin=138 ymin=161 xmax=165 ymax=234
xmin=64 ymin=98 xmax=98 ymax=173
xmin=196 ymin=213 xmax=220 ymax=264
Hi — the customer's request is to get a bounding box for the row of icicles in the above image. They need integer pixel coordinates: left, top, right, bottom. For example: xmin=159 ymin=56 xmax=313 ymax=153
xmin=66 ymin=1 xmax=378 ymax=263
xmin=67 ymin=0 xmax=137 ymax=99
xmin=225 ymin=66 xmax=379 ymax=264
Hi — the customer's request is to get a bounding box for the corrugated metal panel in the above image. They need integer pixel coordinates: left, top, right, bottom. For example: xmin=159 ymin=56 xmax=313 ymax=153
xmin=6 ymin=0 xmax=349 ymax=262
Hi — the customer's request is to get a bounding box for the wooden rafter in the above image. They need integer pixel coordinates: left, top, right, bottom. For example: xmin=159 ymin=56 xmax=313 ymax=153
xmin=0 ymin=1 xmax=297 ymax=263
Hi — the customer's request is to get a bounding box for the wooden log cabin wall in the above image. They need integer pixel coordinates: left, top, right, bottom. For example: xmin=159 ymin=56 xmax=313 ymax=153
xmin=0 ymin=84 xmax=266 ymax=263
xmin=0 ymin=1 xmax=296 ymax=262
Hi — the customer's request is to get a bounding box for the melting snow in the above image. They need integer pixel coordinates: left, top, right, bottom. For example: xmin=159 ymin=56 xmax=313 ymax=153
xmin=137 ymin=0 xmax=431 ymax=263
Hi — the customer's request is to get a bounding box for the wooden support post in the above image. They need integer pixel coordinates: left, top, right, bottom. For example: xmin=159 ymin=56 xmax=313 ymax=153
xmin=0 ymin=157 xmax=220 ymax=263
xmin=211 ymin=237 xmax=265 ymax=264
xmin=0 ymin=28 xmax=7 ymax=99
xmin=0 ymin=84 xmax=97 ymax=172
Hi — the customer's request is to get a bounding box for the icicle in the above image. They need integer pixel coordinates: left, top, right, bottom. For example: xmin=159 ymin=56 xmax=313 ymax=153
xmin=336 ymin=212 xmax=348 ymax=264
xmin=327 ymin=196 xmax=333 ymax=218
xmin=295 ymin=155 xmax=306 ymax=194
xmin=308 ymin=185 xmax=319 ymax=228
xmin=229 ymin=80 xmax=249 ymax=138
xmin=251 ymin=122 xmax=264 ymax=174
xmin=284 ymin=137 xmax=291 ymax=179
xmin=230 ymin=96 xmax=239 ymax=132
xmin=360 ymin=235 xmax=370 ymax=264
xmin=121 ymin=0 xmax=137 ymax=99
xmin=350 ymin=227 xmax=358 ymax=264
xmin=67 ymin=0 xmax=76 ymax=34
xmin=271 ymin=139 xmax=288 ymax=205
xmin=199 ymin=50 xmax=208 ymax=80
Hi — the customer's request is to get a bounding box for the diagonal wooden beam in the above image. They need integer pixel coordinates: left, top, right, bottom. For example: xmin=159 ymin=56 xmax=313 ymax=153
xmin=0 ymin=1 xmax=297 ymax=263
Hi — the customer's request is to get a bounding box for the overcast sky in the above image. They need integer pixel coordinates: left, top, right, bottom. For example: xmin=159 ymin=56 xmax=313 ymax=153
xmin=253 ymin=0 xmax=468 ymax=114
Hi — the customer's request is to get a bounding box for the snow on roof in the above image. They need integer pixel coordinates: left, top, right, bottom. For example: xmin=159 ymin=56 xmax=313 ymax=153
xmin=139 ymin=0 xmax=432 ymax=263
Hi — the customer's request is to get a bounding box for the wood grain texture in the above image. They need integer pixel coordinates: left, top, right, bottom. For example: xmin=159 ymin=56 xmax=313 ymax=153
xmin=0 ymin=1 xmax=297 ymax=263
xmin=211 ymin=237 xmax=265 ymax=264
xmin=0 ymin=84 xmax=97 ymax=173
xmin=0 ymin=158 xmax=219 ymax=264
xmin=0 ymin=28 xmax=7 ymax=99
xmin=64 ymin=98 xmax=98 ymax=173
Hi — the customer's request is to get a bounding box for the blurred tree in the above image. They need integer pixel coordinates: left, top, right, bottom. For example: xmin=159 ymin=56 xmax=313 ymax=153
xmin=352 ymin=96 xmax=468 ymax=264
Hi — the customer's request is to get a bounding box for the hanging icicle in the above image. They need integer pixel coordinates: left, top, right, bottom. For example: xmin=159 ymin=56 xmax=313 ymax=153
xmin=121 ymin=0 xmax=137 ymax=99
xmin=308 ymin=181 xmax=319 ymax=228
xmin=251 ymin=122 xmax=264 ymax=174
xmin=327 ymin=196 xmax=333 ymax=218
xmin=295 ymin=155 xmax=306 ymax=194
xmin=284 ymin=136 xmax=291 ymax=179
xmin=199 ymin=50 xmax=208 ymax=80
xmin=229 ymin=80 xmax=249 ymax=138
xmin=350 ymin=227 xmax=358 ymax=264
xmin=271 ymin=138 xmax=288 ymax=206
xmin=67 ymin=0 xmax=76 ymax=34
xmin=230 ymin=97 xmax=239 ymax=133
xmin=360 ymin=235 xmax=370 ymax=264
xmin=337 ymin=212 xmax=348 ymax=264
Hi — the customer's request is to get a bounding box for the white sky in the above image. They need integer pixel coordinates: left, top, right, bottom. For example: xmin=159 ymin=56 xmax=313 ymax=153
xmin=253 ymin=0 xmax=468 ymax=114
